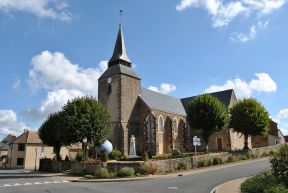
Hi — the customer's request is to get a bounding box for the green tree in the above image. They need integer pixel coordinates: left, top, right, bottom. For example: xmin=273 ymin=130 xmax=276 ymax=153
xmin=62 ymin=96 xmax=110 ymax=147
xmin=187 ymin=94 xmax=228 ymax=151
xmin=230 ymin=98 xmax=270 ymax=150
xmin=38 ymin=112 xmax=66 ymax=161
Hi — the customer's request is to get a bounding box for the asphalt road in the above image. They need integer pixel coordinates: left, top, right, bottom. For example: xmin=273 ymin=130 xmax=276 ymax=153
xmin=0 ymin=158 xmax=270 ymax=193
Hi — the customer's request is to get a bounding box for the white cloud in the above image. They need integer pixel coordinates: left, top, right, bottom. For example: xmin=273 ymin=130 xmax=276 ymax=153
xmin=176 ymin=0 xmax=285 ymax=28
xmin=28 ymin=51 xmax=107 ymax=96
xmin=0 ymin=109 xmax=30 ymax=139
xmin=23 ymin=51 xmax=108 ymax=121
xmin=0 ymin=0 xmax=73 ymax=22
xmin=277 ymin=109 xmax=288 ymax=119
xmin=205 ymin=73 xmax=277 ymax=98
xmin=272 ymin=114 xmax=288 ymax=135
xmin=231 ymin=20 xmax=269 ymax=42
xmin=12 ymin=77 xmax=21 ymax=90
xmin=22 ymin=89 xmax=84 ymax=121
xmin=148 ymin=83 xmax=176 ymax=94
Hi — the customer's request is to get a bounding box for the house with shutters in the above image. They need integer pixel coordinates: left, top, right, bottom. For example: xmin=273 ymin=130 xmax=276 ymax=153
xmin=98 ymin=26 xmax=251 ymax=156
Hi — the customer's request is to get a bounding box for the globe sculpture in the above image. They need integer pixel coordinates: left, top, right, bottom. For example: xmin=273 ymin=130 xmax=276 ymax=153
xmin=95 ymin=140 xmax=113 ymax=154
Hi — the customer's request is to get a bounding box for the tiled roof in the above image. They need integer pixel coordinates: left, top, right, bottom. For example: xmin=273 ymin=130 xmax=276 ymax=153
xmin=181 ymin=89 xmax=235 ymax=111
xmin=13 ymin=131 xmax=42 ymax=144
xmin=140 ymin=88 xmax=187 ymax=116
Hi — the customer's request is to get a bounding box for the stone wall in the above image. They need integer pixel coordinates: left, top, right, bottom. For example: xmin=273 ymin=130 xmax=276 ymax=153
xmin=70 ymin=161 xmax=143 ymax=175
xmin=69 ymin=145 xmax=283 ymax=175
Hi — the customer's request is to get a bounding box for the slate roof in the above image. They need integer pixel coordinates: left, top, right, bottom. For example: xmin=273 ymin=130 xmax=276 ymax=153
xmin=140 ymin=88 xmax=187 ymax=116
xmin=0 ymin=134 xmax=16 ymax=150
xmin=181 ymin=89 xmax=235 ymax=111
xmin=99 ymin=63 xmax=140 ymax=80
xmin=13 ymin=131 xmax=42 ymax=144
xmin=108 ymin=26 xmax=132 ymax=67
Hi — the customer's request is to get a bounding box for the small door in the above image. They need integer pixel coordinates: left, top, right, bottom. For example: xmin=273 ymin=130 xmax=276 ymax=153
xmin=217 ymin=138 xmax=223 ymax=151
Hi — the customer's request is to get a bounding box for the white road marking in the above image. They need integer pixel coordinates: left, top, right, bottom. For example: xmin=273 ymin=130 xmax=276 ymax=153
xmin=0 ymin=180 xmax=70 ymax=188
xmin=167 ymin=187 xmax=179 ymax=189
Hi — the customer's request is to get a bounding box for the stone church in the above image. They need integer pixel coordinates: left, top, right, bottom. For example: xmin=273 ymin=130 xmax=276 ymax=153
xmin=98 ymin=26 xmax=250 ymax=156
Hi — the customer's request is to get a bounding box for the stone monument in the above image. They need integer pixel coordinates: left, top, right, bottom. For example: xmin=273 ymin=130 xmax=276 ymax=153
xmin=129 ymin=135 xmax=137 ymax=157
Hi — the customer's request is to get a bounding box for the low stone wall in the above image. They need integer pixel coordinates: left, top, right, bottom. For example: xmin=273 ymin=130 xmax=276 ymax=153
xmin=39 ymin=159 xmax=72 ymax=172
xmin=68 ymin=145 xmax=284 ymax=175
xmin=70 ymin=161 xmax=143 ymax=175
xmin=147 ymin=152 xmax=229 ymax=172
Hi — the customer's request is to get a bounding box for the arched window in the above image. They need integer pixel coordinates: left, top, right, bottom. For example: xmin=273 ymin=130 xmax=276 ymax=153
xmin=146 ymin=113 xmax=155 ymax=143
xmin=173 ymin=118 xmax=178 ymax=134
xmin=158 ymin=116 xmax=164 ymax=133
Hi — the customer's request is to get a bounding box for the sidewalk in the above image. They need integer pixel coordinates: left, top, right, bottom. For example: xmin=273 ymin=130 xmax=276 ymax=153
xmin=211 ymin=177 xmax=247 ymax=193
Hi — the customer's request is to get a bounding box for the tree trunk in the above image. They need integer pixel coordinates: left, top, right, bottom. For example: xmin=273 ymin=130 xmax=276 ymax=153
xmin=54 ymin=146 xmax=61 ymax=161
xmin=243 ymin=133 xmax=249 ymax=150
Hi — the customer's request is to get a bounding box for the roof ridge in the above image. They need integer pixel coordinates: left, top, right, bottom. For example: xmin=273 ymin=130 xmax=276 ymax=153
xmin=141 ymin=88 xmax=179 ymax=100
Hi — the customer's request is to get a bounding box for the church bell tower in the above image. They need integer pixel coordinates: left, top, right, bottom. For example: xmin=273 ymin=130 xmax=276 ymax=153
xmin=98 ymin=25 xmax=141 ymax=155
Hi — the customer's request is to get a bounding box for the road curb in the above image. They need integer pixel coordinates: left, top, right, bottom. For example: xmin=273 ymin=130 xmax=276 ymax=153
xmin=71 ymin=175 xmax=157 ymax=183
xmin=210 ymin=177 xmax=248 ymax=193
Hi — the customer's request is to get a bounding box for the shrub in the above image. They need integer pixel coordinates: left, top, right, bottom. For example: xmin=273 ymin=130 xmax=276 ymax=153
xmin=140 ymin=162 xmax=158 ymax=175
xmin=143 ymin=151 xmax=149 ymax=161
xmin=262 ymin=151 xmax=270 ymax=157
xmin=227 ymin=155 xmax=238 ymax=163
xmin=264 ymin=185 xmax=288 ymax=193
xmin=269 ymin=150 xmax=276 ymax=156
xmin=241 ymin=172 xmax=277 ymax=193
xmin=205 ymin=159 xmax=213 ymax=166
xmin=76 ymin=150 xmax=83 ymax=162
xmin=198 ymin=159 xmax=212 ymax=167
xmin=177 ymin=161 xmax=189 ymax=170
xmin=270 ymin=144 xmax=288 ymax=185
xmin=102 ymin=152 xmax=109 ymax=162
xmin=111 ymin=150 xmax=122 ymax=160
xmin=197 ymin=160 xmax=205 ymax=168
xmin=117 ymin=167 xmax=135 ymax=177
xmin=213 ymin=157 xmax=224 ymax=165
xmin=94 ymin=167 xmax=110 ymax=178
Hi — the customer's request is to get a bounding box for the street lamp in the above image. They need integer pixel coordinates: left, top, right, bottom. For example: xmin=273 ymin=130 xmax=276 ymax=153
xmin=82 ymin=137 xmax=87 ymax=175
xmin=34 ymin=148 xmax=38 ymax=171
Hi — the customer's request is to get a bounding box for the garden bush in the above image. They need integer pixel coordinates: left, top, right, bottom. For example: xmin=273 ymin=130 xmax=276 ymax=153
xmin=143 ymin=151 xmax=149 ymax=161
xmin=264 ymin=185 xmax=288 ymax=193
xmin=241 ymin=172 xmax=277 ymax=193
xmin=227 ymin=155 xmax=239 ymax=163
xmin=111 ymin=150 xmax=122 ymax=160
xmin=117 ymin=167 xmax=135 ymax=177
xmin=94 ymin=167 xmax=110 ymax=178
xmin=140 ymin=162 xmax=158 ymax=175
xmin=177 ymin=161 xmax=189 ymax=170
xmin=75 ymin=150 xmax=83 ymax=162
xmin=212 ymin=157 xmax=224 ymax=165
xmin=270 ymin=144 xmax=288 ymax=186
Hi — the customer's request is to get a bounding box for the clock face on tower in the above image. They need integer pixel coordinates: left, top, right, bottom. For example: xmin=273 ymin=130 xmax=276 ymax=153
xmin=107 ymin=77 xmax=112 ymax=84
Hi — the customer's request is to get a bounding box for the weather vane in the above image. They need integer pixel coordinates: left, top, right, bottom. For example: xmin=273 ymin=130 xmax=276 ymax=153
xmin=119 ymin=10 xmax=123 ymax=28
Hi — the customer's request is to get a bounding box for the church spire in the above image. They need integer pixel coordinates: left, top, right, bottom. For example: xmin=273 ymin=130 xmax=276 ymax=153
xmin=108 ymin=25 xmax=132 ymax=68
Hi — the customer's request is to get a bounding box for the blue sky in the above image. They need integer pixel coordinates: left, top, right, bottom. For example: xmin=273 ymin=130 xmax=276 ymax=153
xmin=0 ymin=0 xmax=288 ymax=139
